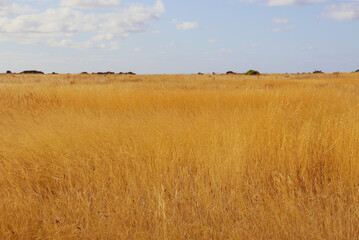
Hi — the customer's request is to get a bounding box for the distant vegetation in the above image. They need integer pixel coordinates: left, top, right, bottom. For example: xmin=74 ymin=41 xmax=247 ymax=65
xmin=2 ymin=71 xmax=138 ymax=75
xmin=20 ymin=70 xmax=44 ymax=74
xmin=95 ymin=71 xmax=115 ymax=75
xmin=118 ymin=72 xmax=136 ymax=75
xmin=3 ymin=69 xmax=359 ymax=75
xmin=225 ymin=70 xmax=260 ymax=75
xmin=244 ymin=70 xmax=260 ymax=75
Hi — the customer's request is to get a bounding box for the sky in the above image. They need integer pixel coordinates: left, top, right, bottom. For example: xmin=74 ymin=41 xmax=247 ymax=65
xmin=0 ymin=0 xmax=358 ymax=74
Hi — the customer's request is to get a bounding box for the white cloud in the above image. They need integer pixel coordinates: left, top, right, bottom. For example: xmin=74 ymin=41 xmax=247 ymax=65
xmin=0 ymin=8 xmax=96 ymax=33
xmin=152 ymin=30 xmax=160 ymax=34
xmin=48 ymin=39 xmax=102 ymax=50
xmin=267 ymin=0 xmax=327 ymax=6
xmin=133 ymin=47 xmax=141 ymax=52
xmin=164 ymin=41 xmax=175 ymax=48
xmin=237 ymin=0 xmax=330 ymax=6
xmin=108 ymin=41 xmax=120 ymax=50
xmin=60 ymin=0 xmax=121 ymax=9
xmin=16 ymin=0 xmax=50 ymax=2
xmin=0 ymin=0 xmax=9 ymax=6
xmin=0 ymin=0 xmax=165 ymax=49
xmin=0 ymin=2 xmax=35 ymax=15
xmin=176 ymin=21 xmax=199 ymax=30
xmin=92 ymin=33 xmax=115 ymax=42
xmin=48 ymin=38 xmax=122 ymax=50
xmin=207 ymin=39 xmax=217 ymax=43
xmin=269 ymin=18 xmax=293 ymax=32
xmin=322 ymin=3 xmax=359 ymax=21
xmin=272 ymin=18 xmax=289 ymax=24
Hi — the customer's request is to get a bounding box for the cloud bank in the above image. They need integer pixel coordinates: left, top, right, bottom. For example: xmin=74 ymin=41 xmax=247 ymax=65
xmin=0 ymin=0 xmax=165 ymax=49
xmin=322 ymin=3 xmax=359 ymax=21
xmin=267 ymin=0 xmax=327 ymax=6
xmin=60 ymin=0 xmax=121 ymax=9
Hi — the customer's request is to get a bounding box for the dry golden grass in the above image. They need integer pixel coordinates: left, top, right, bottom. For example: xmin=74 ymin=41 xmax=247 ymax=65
xmin=1 ymin=73 xmax=359 ymax=239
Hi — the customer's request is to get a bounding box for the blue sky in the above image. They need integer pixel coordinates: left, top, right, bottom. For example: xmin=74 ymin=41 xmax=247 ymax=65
xmin=0 ymin=0 xmax=358 ymax=74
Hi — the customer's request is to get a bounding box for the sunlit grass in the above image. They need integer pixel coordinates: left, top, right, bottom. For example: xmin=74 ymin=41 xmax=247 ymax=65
xmin=0 ymin=73 xmax=359 ymax=239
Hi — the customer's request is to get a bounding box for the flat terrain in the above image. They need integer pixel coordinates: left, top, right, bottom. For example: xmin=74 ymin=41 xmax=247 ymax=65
xmin=1 ymin=73 xmax=359 ymax=239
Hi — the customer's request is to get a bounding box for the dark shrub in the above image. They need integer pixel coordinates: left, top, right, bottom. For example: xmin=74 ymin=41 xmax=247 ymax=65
xmin=81 ymin=72 xmax=88 ymax=74
xmin=244 ymin=70 xmax=260 ymax=75
xmin=97 ymin=71 xmax=115 ymax=75
xmin=127 ymin=72 xmax=136 ymax=75
xmin=6 ymin=70 xmax=12 ymax=74
xmin=355 ymin=69 xmax=359 ymax=73
xmin=20 ymin=70 xmax=44 ymax=74
xmin=226 ymin=71 xmax=235 ymax=74
xmin=198 ymin=72 xmax=204 ymax=75
xmin=52 ymin=72 xmax=58 ymax=74
xmin=313 ymin=70 xmax=323 ymax=74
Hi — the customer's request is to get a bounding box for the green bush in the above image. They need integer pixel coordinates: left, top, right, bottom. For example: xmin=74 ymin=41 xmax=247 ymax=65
xmin=244 ymin=70 xmax=260 ymax=75
xmin=313 ymin=70 xmax=323 ymax=74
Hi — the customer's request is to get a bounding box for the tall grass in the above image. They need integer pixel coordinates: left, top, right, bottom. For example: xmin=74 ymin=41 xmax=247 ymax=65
xmin=0 ymin=73 xmax=359 ymax=239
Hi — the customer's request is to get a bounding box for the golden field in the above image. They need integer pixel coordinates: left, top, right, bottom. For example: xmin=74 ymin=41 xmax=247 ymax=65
xmin=0 ymin=73 xmax=359 ymax=239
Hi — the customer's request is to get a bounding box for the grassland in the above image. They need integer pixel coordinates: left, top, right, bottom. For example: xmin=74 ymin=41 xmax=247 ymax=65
xmin=0 ymin=73 xmax=359 ymax=239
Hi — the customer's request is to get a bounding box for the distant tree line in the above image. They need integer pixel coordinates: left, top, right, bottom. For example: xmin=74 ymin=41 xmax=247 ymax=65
xmin=4 ymin=70 xmax=136 ymax=75
xmin=5 ymin=70 xmax=45 ymax=74
xmin=223 ymin=70 xmax=260 ymax=75
xmin=3 ymin=69 xmax=359 ymax=75
xmin=200 ymin=70 xmax=261 ymax=75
